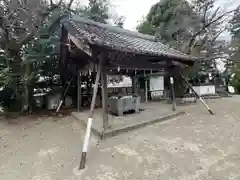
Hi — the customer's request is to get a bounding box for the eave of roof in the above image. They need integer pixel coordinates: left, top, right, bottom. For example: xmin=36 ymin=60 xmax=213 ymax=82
xmin=61 ymin=15 xmax=197 ymax=66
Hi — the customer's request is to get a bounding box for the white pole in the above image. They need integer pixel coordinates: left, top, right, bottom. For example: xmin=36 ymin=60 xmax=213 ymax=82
xmin=79 ymin=61 xmax=102 ymax=170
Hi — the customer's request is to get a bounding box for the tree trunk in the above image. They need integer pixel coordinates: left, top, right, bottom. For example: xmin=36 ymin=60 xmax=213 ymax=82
xmin=173 ymin=68 xmax=186 ymax=98
xmin=8 ymin=55 xmax=23 ymax=112
xmin=22 ymin=62 xmax=34 ymax=114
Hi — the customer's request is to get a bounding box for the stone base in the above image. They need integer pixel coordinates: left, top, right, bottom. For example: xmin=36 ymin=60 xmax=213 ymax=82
xmin=201 ymin=94 xmax=221 ymax=99
xmin=168 ymin=96 xmax=197 ymax=106
xmin=176 ymin=97 xmax=197 ymax=105
xmin=168 ymin=94 xmax=222 ymax=106
xmin=71 ymin=102 xmax=185 ymax=139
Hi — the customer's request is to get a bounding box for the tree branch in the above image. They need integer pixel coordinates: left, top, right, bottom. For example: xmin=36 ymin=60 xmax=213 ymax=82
xmin=188 ymin=9 xmax=237 ymax=54
xmin=67 ymin=0 xmax=75 ymax=9
xmin=211 ymin=28 xmax=226 ymax=43
xmin=50 ymin=0 xmax=54 ymax=6
xmin=208 ymin=6 xmax=221 ymax=23
xmin=202 ymin=1 xmax=212 ymax=25
xmin=19 ymin=30 xmax=34 ymax=45
xmin=57 ymin=0 xmax=63 ymax=6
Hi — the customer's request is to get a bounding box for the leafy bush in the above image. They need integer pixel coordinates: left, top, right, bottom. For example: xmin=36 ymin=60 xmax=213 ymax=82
xmin=231 ymin=74 xmax=240 ymax=93
xmin=0 ymin=87 xmax=22 ymax=112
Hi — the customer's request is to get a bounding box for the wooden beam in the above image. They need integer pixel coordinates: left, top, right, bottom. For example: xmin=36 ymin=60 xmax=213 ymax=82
xmin=56 ymin=77 xmax=74 ymax=113
xmin=79 ymin=58 xmax=102 ymax=170
xmin=180 ymin=73 xmax=214 ymax=115
xmin=68 ymin=33 xmax=92 ymax=56
xmin=101 ymin=65 xmax=109 ymax=132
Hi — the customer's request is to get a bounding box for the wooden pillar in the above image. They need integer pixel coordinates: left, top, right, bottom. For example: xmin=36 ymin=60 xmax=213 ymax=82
xmin=167 ymin=61 xmax=176 ymax=112
xmin=79 ymin=59 xmax=102 ymax=170
xmin=101 ymin=66 xmax=109 ymax=131
xmin=132 ymin=75 xmax=137 ymax=94
xmin=170 ymin=76 xmax=176 ymax=111
xmin=77 ymin=69 xmax=82 ymax=112
xmin=144 ymin=70 xmax=148 ymax=102
xmin=59 ymin=27 xmax=69 ymax=90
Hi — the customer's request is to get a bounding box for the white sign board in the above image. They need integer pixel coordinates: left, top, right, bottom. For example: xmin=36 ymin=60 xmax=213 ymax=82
xmin=150 ymin=76 xmax=164 ymax=91
xmin=228 ymin=86 xmax=235 ymax=94
xmin=151 ymin=91 xmax=163 ymax=97
xmin=107 ymin=75 xmax=132 ymax=88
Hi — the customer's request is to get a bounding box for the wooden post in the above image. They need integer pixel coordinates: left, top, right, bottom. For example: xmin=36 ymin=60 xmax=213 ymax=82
xmin=167 ymin=61 xmax=177 ymax=112
xmin=79 ymin=60 xmax=102 ymax=170
xmin=59 ymin=27 xmax=68 ymax=90
xmin=56 ymin=77 xmax=74 ymax=113
xmin=132 ymin=75 xmax=137 ymax=94
xmin=101 ymin=66 xmax=109 ymax=132
xmin=180 ymin=73 xmax=214 ymax=115
xmin=170 ymin=76 xmax=176 ymax=111
xmin=144 ymin=70 xmax=148 ymax=103
xmin=77 ymin=70 xmax=82 ymax=112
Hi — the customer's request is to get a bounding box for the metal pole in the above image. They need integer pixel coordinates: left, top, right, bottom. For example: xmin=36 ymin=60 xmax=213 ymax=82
xmin=180 ymin=73 xmax=214 ymax=115
xmin=56 ymin=77 xmax=74 ymax=113
xmin=79 ymin=61 xmax=102 ymax=170
xmin=170 ymin=76 xmax=176 ymax=111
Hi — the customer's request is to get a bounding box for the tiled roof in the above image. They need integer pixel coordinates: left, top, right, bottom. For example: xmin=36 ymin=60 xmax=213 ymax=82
xmin=61 ymin=15 xmax=196 ymax=65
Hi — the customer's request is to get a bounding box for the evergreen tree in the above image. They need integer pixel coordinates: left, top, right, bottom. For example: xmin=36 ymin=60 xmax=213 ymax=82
xmin=137 ymin=0 xmax=238 ymax=96
xmin=0 ymin=0 xmax=121 ymax=112
xmin=82 ymin=0 xmax=109 ymax=23
xmin=0 ymin=0 xmax=75 ymax=112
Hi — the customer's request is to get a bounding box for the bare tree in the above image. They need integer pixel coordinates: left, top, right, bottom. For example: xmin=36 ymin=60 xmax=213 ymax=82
xmin=187 ymin=0 xmax=238 ymax=54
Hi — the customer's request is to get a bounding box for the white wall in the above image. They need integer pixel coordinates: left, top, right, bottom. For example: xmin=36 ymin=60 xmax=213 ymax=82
xmin=191 ymin=85 xmax=216 ymax=96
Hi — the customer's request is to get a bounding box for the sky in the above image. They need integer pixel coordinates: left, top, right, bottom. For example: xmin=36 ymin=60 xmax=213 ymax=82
xmin=109 ymin=0 xmax=160 ymax=30
xmin=78 ymin=0 xmax=240 ymax=31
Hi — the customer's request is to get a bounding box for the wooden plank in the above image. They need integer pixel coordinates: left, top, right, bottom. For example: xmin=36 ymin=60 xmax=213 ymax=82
xmin=68 ymin=33 xmax=92 ymax=56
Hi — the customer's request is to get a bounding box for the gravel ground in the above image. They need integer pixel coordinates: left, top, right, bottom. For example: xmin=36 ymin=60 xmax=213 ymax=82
xmin=1 ymin=96 xmax=240 ymax=180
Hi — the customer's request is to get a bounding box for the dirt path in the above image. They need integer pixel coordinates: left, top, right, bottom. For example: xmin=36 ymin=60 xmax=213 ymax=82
xmin=1 ymin=96 xmax=240 ymax=180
